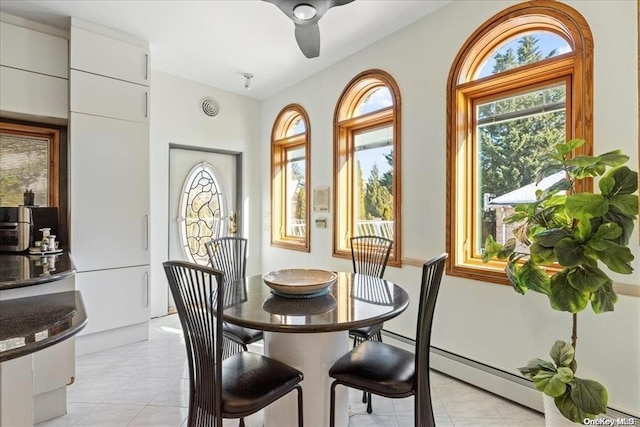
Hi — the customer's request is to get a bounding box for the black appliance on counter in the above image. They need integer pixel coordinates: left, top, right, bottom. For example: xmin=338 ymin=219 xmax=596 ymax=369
xmin=0 ymin=206 xmax=59 ymax=252
xmin=0 ymin=206 xmax=31 ymax=252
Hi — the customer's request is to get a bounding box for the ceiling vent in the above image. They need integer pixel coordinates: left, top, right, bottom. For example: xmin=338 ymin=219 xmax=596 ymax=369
xmin=201 ymin=98 xmax=220 ymax=117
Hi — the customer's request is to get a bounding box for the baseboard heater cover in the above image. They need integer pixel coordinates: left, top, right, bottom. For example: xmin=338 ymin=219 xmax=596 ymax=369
xmin=381 ymin=329 xmax=636 ymax=420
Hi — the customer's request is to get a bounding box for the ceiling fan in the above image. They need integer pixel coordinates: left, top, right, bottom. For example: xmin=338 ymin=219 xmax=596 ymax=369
xmin=264 ymin=0 xmax=355 ymax=59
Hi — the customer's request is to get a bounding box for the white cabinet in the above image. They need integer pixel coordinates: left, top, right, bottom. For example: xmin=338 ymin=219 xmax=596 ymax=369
xmin=75 ymin=266 xmax=149 ymax=335
xmin=70 ymin=113 xmax=149 ymax=272
xmin=0 ymin=66 xmax=68 ymax=120
xmin=0 ymin=22 xmax=68 ymax=78
xmin=70 ymin=26 xmax=149 ymax=85
xmin=70 ymin=70 xmax=149 ymax=123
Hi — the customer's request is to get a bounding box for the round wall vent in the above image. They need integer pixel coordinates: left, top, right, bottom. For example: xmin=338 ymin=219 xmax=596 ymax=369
xmin=201 ymin=98 xmax=220 ymax=117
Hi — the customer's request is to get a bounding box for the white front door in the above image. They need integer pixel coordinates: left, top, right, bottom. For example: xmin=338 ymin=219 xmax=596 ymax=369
xmin=168 ymin=147 xmax=238 ymax=308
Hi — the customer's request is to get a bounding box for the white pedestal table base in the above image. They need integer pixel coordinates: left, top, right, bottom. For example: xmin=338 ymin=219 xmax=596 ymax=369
xmin=264 ymin=330 xmax=349 ymax=427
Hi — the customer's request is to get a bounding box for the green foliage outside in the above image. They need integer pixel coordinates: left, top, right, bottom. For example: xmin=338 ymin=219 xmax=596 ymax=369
xmin=359 ymin=150 xmax=394 ymax=220
xmin=479 ymin=35 xmax=565 ymax=204
xmin=0 ymin=135 xmax=48 ymax=206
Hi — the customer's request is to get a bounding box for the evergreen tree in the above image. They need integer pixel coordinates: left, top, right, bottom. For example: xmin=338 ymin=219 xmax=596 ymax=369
xmin=364 ymin=164 xmax=393 ymax=220
xmin=479 ymin=35 xmax=566 ymax=201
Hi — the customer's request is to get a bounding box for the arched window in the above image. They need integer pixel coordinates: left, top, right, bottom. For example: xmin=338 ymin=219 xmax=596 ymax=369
xmin=179 ymin=162 xmax=226 ymax=265
xmin=334 ymin=70 xmax=402 ymax=265
xmin=446 ymin=1 xmax=593 ymax=284
xmin=271 ymin=104 xmax=310 ymax=252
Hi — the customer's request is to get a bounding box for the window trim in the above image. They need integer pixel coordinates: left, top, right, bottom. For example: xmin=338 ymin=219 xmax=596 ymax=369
xmin=333 ymin=69 xmax=402 ymax=266
xmin=0 ymin=121 xmax=60 ymax=208
xmin=270 ymin=104 xmax=311 ymax=252
xmin=446 ymin=0 xmax=593 ymax=284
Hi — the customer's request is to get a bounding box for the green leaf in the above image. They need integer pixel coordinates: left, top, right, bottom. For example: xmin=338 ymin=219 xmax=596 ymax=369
xmin=610 ymin=194 xmax=639 ymax=216
xmin=517 ymin=260 xmax=550 ymax=295
xmin=533 ymin=370 xmax=567 ymax=397
xmin=597 ymin=245 xmax=634 ymax=274
xmin=576 ymin=219 xmax=592 ymax=240
xmin=549 ymin=341 xmax=574 ymax=368
xmin=554 ymin=238 xmax=584 ymax=267
xmin=597 ymin=149 xmax=628 ymax=167
xmin=592 ymin=223 xmax=622 ymax=241
xmin=598 ymin=175 xmax=615 ymax=196
xmin=519 ymin=358 xmax=557 ymax=378
xmin=549 ymin=271 xmax=589 ymax=313
xmin=532 ymin=228 xmax=572 ymax=248
xmin=570 ymin=378 xmax=608 ymax=415
xmin=566 ymin=193 xmax=608 ymax=219
xmin=556 ymin=367 xmax=574 ymax=383
xmin=506 ymin=259 xmax=527 ymax=294
xmin=530 ymin=243 xmax=556 ymax=264
xmin=555 ymin=392 xmax=593 ymax=423
xmin=497 ymin=238 xmax=516 ymax=259
xmin=557 ymin=139 xmax=585 ymax=155
xmin=567 ymin=265 xmax=610 ymax=293
xmin=591 ymin=281 xmax=618 ymax=313
xmin=604 ymin=166 xmax=638 ymax=196
xmin=568 ymin=155 xmax=598 ymax=167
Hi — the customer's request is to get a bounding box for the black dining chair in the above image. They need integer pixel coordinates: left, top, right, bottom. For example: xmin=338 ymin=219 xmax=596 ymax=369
xmin=163 ymin=260 xmax=304 ymax=427
xmin=205 ymin=237 xmax=264 ymax=358
xmin=348 ymin=234 xmax=394 ymax=412
xmin=329 ymin=253 xmax=448 ymax=427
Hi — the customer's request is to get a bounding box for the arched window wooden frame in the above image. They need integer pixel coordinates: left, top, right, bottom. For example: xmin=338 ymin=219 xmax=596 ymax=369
xmin=446 ymin=0 xmax=593 ymax=284
xmin=333 ymin=69 xmax=402 ymax=266
xmin=270 ymin=104 xmax=311 ymax=252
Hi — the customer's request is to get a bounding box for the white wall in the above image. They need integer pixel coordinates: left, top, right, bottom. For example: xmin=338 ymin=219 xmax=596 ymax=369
xmin=260 ymin=0 xmax=639 ymax=414
xmin=149 ymin=71 xmax=262 ymax=317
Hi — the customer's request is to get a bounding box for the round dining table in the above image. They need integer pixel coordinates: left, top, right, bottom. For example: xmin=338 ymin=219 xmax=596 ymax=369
xmin=222 ymin=271 xmax=410 ymax=427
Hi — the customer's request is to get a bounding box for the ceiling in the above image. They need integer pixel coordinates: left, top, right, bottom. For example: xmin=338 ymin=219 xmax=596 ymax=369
xmin=0 ymin=0 xmax=451 ymax=99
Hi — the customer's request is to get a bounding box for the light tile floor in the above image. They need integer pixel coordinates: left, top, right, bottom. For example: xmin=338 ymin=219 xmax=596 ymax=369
xmin=37 ymin=314 xmax=544 ymax=427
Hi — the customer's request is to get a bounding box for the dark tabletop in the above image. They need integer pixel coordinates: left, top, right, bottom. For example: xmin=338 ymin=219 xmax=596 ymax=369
xmin=0 ymin=290 xmax=87 ymax=362
xmin=222 ymin=272 xmax=409 ymax=333
xmin=0 ymin=252 xmax=76 ymax=290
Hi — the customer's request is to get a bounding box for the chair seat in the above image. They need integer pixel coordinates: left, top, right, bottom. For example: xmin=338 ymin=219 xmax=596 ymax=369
xmin=348 ymin=322 xmax=383 ymax=340
xmin=223 ymin=321 xmax=263 ymax=344
xmin=222 ymin=351 xmax=303 ymax=416
xmin=329 ymin=340 xmax=414 ymax=397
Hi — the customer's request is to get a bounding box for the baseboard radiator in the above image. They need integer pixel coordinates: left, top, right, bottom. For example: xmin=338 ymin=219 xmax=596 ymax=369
xmin=382 ymin=330 xmax=636 ymax=420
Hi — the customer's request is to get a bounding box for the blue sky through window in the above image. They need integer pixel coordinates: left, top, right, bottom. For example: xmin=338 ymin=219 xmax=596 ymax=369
xmin=477 ymin=32 xmax=571 ymax=78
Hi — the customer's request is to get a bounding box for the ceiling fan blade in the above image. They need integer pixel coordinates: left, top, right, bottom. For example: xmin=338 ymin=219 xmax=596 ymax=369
xmin=264 ymin=0 xmax=354 ymax=58
xmin=295 ymin=23 xmax=321 ymax=59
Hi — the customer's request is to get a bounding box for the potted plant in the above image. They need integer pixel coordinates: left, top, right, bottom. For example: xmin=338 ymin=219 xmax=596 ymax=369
xmin=482 ymin=139 xmax=638 ymax=424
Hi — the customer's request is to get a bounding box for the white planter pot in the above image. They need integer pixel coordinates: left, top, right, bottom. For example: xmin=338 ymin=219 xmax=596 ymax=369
xmin=543 ymin=394 xmax=577 ymax=426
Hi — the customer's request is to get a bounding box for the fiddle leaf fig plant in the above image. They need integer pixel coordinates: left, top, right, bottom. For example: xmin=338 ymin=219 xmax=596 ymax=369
xmin=483 ymin=139 xmax=638 ymax=423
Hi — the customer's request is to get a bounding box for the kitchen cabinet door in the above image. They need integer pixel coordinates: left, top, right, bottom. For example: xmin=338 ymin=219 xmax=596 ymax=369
xmin=70 ymin=70 xmax=149 ymax=123
xmin=70 ymin=113 xmax=149 ymax=271
xmin=0 ymin=66 xmax=68 ymax=121
xmin=75 ymin=266 xmax=150 ymax=336
xmin=70 ymin=26 xmax=149 ymax=86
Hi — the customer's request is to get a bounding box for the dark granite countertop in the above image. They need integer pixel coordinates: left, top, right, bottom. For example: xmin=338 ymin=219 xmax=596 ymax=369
xmin=0 ymin=252 xmax=76 ymax=290
xmin=0 ymin=290 xmax=87 ymax=362
xmin=222 ymin=272 xmax=409 ymax=333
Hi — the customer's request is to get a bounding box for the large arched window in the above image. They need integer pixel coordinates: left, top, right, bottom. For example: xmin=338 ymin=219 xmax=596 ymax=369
xmin=334 ymin=70 xmax=402 ymax=265
xmin=271 ymin=104 xmax=310 ymax=252
xmin=446 ymin=0 xmax=593 ymax=284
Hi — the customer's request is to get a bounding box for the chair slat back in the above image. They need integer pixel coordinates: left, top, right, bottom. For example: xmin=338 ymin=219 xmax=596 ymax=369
xmin=415 ymin=253 xmax=448 ymax=427
xmin=163 ymin=260 xmax=225 ymax=427
xmin=205 ymin=237 xmax=247 ymax=307
xmin=350 ymin=235 xmax=393 ymax=278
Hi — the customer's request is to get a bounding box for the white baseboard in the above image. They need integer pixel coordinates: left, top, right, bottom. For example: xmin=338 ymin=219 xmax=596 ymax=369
xmin=381 ymin=330 xmax=636 ymax=419
xmin=76 ymin=322 xmax=149 ymax=356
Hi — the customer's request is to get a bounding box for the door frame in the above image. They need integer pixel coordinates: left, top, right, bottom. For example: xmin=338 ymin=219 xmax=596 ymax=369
xmin=167 ymin=143 xmax=243 ymax=263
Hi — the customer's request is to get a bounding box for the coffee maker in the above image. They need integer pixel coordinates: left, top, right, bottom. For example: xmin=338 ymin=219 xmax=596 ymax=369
xmin=0 ymin=206 xmax=32 ymax=252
